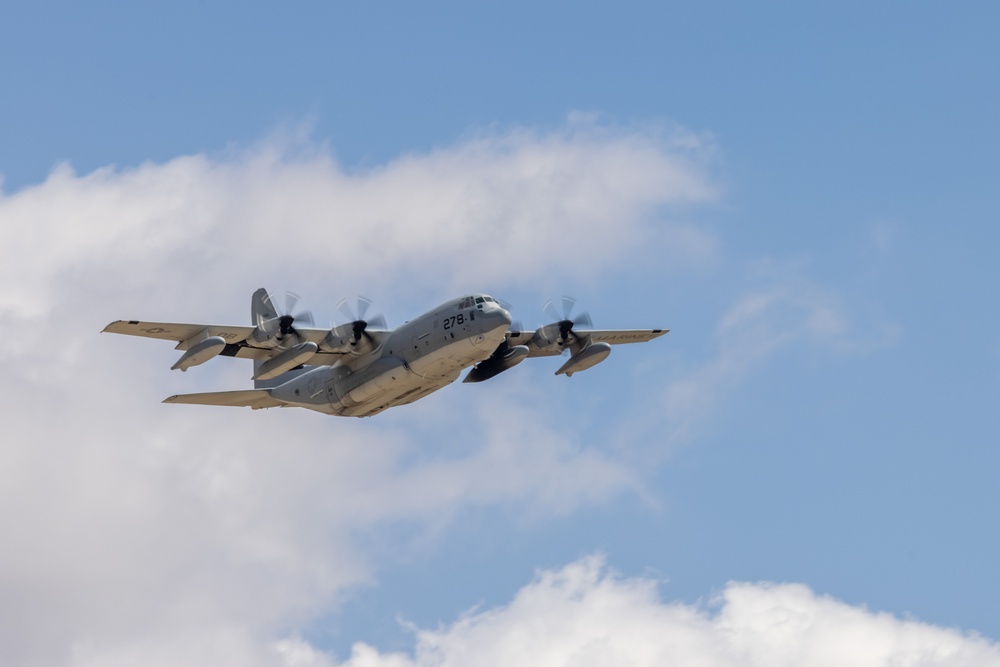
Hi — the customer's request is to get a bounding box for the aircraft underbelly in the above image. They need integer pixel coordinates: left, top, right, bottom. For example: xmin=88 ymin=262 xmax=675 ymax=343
xmin=336 ymin=335 xmax=496 ymax=416
xmin=410 ymin=336 xmax=489 ymax=379
xmin=338 ymin=373 xmax=459 ymax=417
xmin=271 ymin=319 xmax=510 ymax=417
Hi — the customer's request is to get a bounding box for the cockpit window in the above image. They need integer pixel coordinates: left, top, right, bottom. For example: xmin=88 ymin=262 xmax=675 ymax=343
xmin=475 ymin=297 xmax=484 ymax=304
xmin=484 ymin=296 xmax=494 ymax=303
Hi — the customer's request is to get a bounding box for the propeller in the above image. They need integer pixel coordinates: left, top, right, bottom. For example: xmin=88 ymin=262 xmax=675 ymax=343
xmin=539 ymin=296 xmax=592 ymax=347
xmin=261 ymin=291 xmax=314 ymax=345
xmin=335 ymin=296 xmax=387 ymax=347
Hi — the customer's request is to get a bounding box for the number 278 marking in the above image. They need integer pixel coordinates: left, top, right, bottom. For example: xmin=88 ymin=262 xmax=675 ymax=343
xmin=442 ymin=313 xmax=465 ymax=330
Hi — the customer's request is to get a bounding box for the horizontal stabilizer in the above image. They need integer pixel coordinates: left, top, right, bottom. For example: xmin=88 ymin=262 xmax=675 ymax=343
xmin=162 ymin=390 xmax=282 ymax=410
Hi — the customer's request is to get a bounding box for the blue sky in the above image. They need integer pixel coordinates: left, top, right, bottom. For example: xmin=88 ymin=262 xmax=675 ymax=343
xmin=2 ymin=3 xmax=999 ymax=666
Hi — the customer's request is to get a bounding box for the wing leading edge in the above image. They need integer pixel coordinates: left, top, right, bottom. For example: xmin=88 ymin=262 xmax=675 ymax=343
xmin=102 ymin=320 xmax=255 ymax=347
xmin=102 ymin=320 xmax=388 ymax=365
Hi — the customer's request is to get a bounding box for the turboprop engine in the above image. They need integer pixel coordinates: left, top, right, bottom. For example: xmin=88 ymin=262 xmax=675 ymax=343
xmin=532 ymin=297 xmax=610 ymax=377
xmin=318 ymin=297 xmax=386 ymax=355
xmin=245 ymin=289 xmax=319 ymax=381
xmin=531 ymin=297 xmax=591 ymax=349
xmin=319 ymin=320 xmax=373 ymax=353
xmin=246 ymin=290 xmax=315 ymax=349
xmin=531 ymin=297 xmax=593 ymax=352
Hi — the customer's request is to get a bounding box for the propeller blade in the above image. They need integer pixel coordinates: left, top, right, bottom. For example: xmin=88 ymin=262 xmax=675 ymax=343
xmin=285 ymin=291 xmax=300 ymax=316
xmin=357 ymin=296 xmax=372 ymax=322
xmin=336 ymin=297 xmax=385 ymax=348
xmin=336 ymin=298 xmax=354 ymax=321
xmin=256 ymin=292 xmax=311 ymax=346
xmin=337 ymin=297 xmax=373 ymax=323
xmin=542 ymin=299 xmax=561 ymax=322
xmin=538 ymin=322 xmax=562 ymax=344
xmin=259 ymin=315 xmax=280 ymax=333
xmin=561 ymin=296 xmax=576 ymax=321
xmin=361 ymin=313 xmax=386 ymax=344
xmin=259 ymin=291 xmax=281 ymax=323
xmin=539 ymin=296 xmax=594 ymax=345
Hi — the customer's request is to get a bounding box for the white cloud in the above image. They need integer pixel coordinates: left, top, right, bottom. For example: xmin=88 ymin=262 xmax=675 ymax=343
xmin=340 ymin=557 xmax=1000 ymax=667
xmin=0 ymin=348 xmax=641 ymax=666
xmin=0 ymin=118 xmax=914 ymax=667
xmin=0 ymin=117 xmax=718 ymax=322
xmin=0 ymin=120 xmax=713 ymax=666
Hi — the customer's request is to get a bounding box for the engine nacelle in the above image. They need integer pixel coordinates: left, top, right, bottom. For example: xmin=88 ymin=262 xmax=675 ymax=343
xmin=246 ymin=324 xmax=284 ymax=349
xmin=531 ymin=323 xmax=562 ymax=350
xmin=320 ymin=321 xmax=380 ymax=356
xmin=555 ymin=342 xmax=611 ymax=377
xmin=171 ymin=336 xmax=227 ymax=371
xmin=319 ymin=324 xmax=355 ymax=353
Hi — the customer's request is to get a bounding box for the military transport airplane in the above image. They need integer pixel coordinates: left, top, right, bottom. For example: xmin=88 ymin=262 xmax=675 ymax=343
xmin=103 ymin=289 xmax=668 ymax=417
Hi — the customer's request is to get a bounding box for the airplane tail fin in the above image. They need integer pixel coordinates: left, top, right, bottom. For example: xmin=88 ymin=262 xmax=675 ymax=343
xmin=251 ymin=288 xmax=277 ymax=389
xmin=251 ymin=287 xmax=278 ymax=325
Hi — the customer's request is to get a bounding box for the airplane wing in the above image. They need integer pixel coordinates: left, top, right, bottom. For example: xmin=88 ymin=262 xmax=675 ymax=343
xmin=102 ymin=320 xmax=255 ymax=347
xmin=102 ymin=320 xmax=389 ymax=365
xmin=504 ymin=328 xmax=669 ymax=357
xmin=466 ymin=327 xmax=668 ymax=382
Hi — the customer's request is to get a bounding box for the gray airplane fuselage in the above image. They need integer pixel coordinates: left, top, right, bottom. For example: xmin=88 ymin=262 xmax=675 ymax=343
xmin=268 ymin=295 xmax=512 ymax=417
